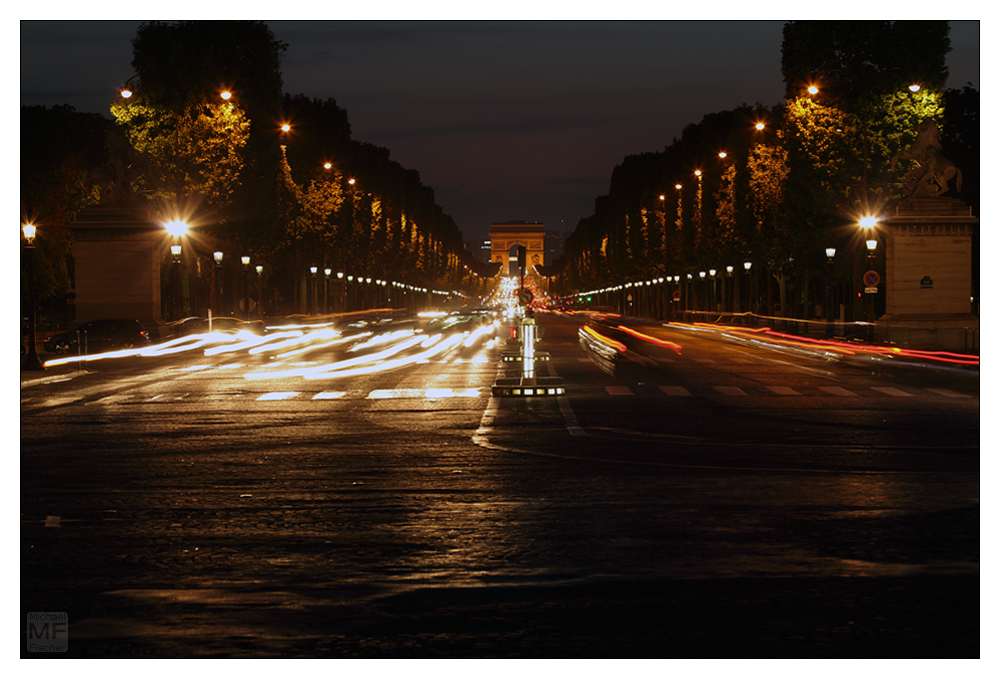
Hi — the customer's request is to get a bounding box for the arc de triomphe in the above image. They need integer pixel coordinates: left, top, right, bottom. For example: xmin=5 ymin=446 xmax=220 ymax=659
xmin=490 ymin=222 xmax=545 ymax=277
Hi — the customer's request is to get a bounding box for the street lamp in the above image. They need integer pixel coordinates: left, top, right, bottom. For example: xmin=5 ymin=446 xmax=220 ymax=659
xmin=324 ymin=268 xmax=332 ymax=314
xmin=165 ymin=220 xmax=187 ymax=321
xmin=171 ymin=244 xmax=183 ymax=321
xmin=744 ymin=261 xmax=753 ymax=317
xmin=726 ymin=265 xmax=734 ymax=312
xmin=859 ymin=216 xmax=879 ymax=341
xmin=859 ymin=233 xmax=878 ymax=342
xmin=826 ymin=247 xmax=837 ymax=335
xmin=21 ymin=223 xmax=44 ymax=370
xmin=709 ymin=269 xmax=717 ymax=312
xmin=213 ymin=251 xmax=224 ymax=319
xmin=255 ymin=265 xmax=264 ymax=319
xmin=241 ymin=256 xmax=251 ymax=321
xmin=164 ymin=220 xmax=188 ymax=238
xmin=310 ymin=266 xmax=318 ymax=315
xmin=698 ymin=271 xmax=706 ymax=312
xmin=866 ymin=239 xmax=878 ymax=333
xmin=120 ymin=75 xmax=138 ymax=99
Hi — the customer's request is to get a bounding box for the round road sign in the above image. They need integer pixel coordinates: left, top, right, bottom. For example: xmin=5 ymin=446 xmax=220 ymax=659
xmin=518 ymin=287 xmax=534 ymax=305
xmin=863 ymin=270 xmax=880 ymax=287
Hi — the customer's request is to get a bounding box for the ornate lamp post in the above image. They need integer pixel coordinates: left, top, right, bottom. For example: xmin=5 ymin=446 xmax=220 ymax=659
xmin=324 ymin=269 xmax=332 ymax=314
xmin=709 ymin=269 xmax=717 ymax=312
xmin=241 ymin=256 xmax=251 ymax=320
xmin=865 ymin=238 xmax=878 ymax=341
xmin=164 ymin=220 xmax=188 ymax=321
xmin=256 ymin=265 xmax=264 ymax=320
xmin=826 ymin=247 xmax=837 ymax=337
xmin=171 ymin=244 xmax=182 ymax=321
xmin=310 ymin=266 xmax=318 ymax=315
xmin=21 ymin=223 xmax=44 ymax=371
xmin=213 ymin=251 xmax=224 ymax=319
xmin=726 ymin=265 xmax=734 ymax=312
xmin=699 ymin=271 xmax=706 ymax=311
xmin=744 ymin=260 xmax=753 ymax=318
xmin=337 ymin=271 xmax=345 ymax=313
xmin=859 ymin=216 xmax=879 ymax=342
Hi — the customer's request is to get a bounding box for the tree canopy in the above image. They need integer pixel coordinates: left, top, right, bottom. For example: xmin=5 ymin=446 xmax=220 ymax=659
xmin=558 ymin=21 xmax=973 ymax=319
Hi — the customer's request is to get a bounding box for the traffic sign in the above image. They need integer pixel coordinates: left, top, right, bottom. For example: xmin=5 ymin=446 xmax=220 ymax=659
xmin=518 ymin=287 xmax=534 ymax=305
xmin=863 ymin=270 xmax=880 ymax=287
xmin=672 ymin=290 xmax=681 ymax=302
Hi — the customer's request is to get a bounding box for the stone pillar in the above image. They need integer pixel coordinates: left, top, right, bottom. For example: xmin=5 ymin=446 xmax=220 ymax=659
xmin=71 ymin=204 xmax=168 ymax=338
xmin=877 ymin=198 xmax=978 ymax=351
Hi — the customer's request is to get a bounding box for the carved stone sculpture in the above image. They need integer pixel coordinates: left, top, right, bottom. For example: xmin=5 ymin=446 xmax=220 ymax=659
xmin=891 ymin=119 xmax=962 ymax=198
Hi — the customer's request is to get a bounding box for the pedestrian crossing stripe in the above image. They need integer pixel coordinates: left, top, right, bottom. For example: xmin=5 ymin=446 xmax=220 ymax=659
xmin=925 ymin=388 xmax=971 ymax=398
xmin=872 ymin=386 xmax=913 ymax=397
xmin=368 ymin=388 xmax=485 ymax=399
xmin=257 ymin=392 xmax=300 ymax=401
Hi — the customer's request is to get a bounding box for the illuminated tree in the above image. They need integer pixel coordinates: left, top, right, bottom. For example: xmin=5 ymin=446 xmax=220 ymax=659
xmin=111 ymin=97 xmax=250 ymax=217
xmin=781 ymin=20 xmax=950 ymax=212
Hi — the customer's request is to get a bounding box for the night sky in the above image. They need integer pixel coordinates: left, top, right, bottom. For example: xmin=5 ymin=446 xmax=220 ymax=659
xmin=19 ymin=19 xmax=981 ymax=244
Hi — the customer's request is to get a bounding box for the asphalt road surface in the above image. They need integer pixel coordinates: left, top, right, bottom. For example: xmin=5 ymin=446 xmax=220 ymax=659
xmin=21 ymin=312 xmax=979 ymax=658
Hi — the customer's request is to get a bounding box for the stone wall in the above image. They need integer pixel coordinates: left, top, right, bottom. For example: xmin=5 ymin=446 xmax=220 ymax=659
xmin=877 ymin=198 xmax=978 ymax=351
xmin=71 ymin=204 xmax=166 ymax=336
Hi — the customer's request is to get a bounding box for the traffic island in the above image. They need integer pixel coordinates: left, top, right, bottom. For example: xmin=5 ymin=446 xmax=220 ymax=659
xmin=492 ymin=315 xmax=564 ymax=397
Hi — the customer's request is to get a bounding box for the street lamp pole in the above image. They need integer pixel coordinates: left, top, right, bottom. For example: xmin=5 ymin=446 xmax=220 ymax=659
xmin=21 ymin=223 xmax=44 ymax=371
xmin=826 ymin=247 xmax=836 ymax=337
xmin=256 ymin=265 xmax=264 ymax=320
xmin=337 ymin=272 xmax=345 ymax=313
xmin=324 ymin=269 xmax=331 ymax=314
xmin=866 ymin=238 xmax=878 ymax=342
xmin=241 ymin=256 xmax=250 ymax=321
xmin=310 ymin=266 xmax=318 ymax=315
xmin=859 ymin=216 xmax=878 ymax=343
xmin=726 ymin=265 xmax=734 ymax=312
xmin=171 ymin=244 xmax=182 ymax=321
xmin=709 ymin=269 xmax=717 ymax=312
xmin=213 ymin=251 xmax=224 ymax=320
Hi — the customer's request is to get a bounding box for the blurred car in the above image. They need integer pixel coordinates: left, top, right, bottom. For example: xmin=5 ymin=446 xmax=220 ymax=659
xmin=238 ymin=320 xmax=267 ymax=335
xmin=175 ymin=317 xmax=266 ymax=335
xmin=466 ymin=306 xmax=500 ymax=324
xmin=44 ymin=319 xmax=151 ymax=354
xmin=165 ymin=316 xmax=205 ymax=336
xmin=424 ymin=310 xmax=496 ymax=333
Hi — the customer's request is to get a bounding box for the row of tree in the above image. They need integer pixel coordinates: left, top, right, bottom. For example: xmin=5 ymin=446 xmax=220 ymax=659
xmin=555 ymin=21 xmax=978 ymax=318
xmin=22 ymin=20 xmax=489 ymax=319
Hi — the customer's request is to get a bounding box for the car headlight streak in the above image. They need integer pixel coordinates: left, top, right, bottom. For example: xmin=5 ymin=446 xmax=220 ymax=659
xmin=40 ymin=318 xmax=499 ymax=379
xmin=301 ymin=331 xmax=470 ymax=380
